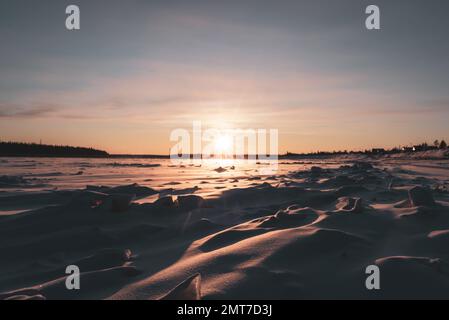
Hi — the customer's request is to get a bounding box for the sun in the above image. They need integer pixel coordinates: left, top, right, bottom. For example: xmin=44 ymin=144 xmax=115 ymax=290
xmin=214 ymin=134 xmax=233 ymax=154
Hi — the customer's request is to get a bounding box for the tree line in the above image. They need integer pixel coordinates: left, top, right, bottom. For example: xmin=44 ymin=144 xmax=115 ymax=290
xmin=0 ymin=141 xmax=109 ymax=157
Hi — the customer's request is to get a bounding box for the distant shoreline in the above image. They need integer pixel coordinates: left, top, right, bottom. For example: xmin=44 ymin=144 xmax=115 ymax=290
xmin=1 ymin=141 xmax=448 ymax=160
xmin=1 ymin=153 xmax=448 ymax=161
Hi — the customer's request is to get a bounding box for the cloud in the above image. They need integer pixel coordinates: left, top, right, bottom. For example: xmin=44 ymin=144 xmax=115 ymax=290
xmin=0 ymin=104 xmax=57 ymax=118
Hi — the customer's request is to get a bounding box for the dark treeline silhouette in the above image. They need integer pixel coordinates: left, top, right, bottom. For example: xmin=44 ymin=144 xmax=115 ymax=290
xmin=0 ymin=141 xmax=109 ymax=157
xmin=283 ymin=138 xmax=448 ymax=158
xmin=1 ymin=138 xmax=447 ymax=159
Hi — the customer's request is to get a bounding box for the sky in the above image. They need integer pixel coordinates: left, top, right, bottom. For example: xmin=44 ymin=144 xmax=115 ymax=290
xmin=1 ymin=0 xmax=449 ymax=154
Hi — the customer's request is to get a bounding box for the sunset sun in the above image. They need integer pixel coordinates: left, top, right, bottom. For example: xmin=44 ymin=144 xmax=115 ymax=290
xmin=214 ymin=134 xmax=233 ymax=154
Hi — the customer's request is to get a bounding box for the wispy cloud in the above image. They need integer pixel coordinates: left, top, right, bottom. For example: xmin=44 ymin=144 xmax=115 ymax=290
xmin=0 ymin=104 xmax=57 ymax=118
